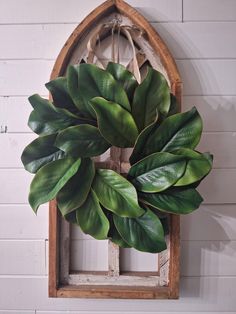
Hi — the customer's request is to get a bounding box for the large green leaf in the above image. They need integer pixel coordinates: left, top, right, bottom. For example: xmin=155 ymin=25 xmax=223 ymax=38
xmin=113 ymin=208 xmax=166 ymax=253
xmin=129 ymin=152 xmax=186 ymax=193
xmin=130 ymin=107 xmax=202 ymax=164
xmin=64 ymin=211 xmax=77 ymax=225
xmin=67 ymin=64 xmax=130 ymax=118
xmin=185 ymin=152 xmax=214 ymax=189
xmin=139 ymin=188 xmax=203 ymax=214
xmin=92 ymin=169 xmax=144 ymax=218
xmin=91 ymin=97 xmax=138 ymax=147
xmin=28 ymin=94 xmax=84 ymax=135
xmin=75 ymin=189 xmax=109 ymax=240
xmin=29 ymin=156 xmax=81 ymax=213
xmin=132 ymin=67 xmax=170 ymax=132
xmin=129 ymin=119 xmax=158 ymax=165
xmin=21 ymin=134 xmax=65 ymax=173
xmin=55 ymin=124 xmax=111 ymax=157
xmin=57 ymin=158 xmax=95 ymax=215
xmin=45 ymin=77 xmax=77 ymax=112
xmin=106 ymin=62 xmax=138 ymax=100
xmin=173 ymin=149 xmax=213 ymax=186
xmin=106 ymin=211 xmax=131 ymax=248
xmin=109 ymin=224 xmax=131 ymax=248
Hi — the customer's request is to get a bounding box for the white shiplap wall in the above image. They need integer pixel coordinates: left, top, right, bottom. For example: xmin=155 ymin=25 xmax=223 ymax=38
xmin=0 ymin=0 xmax=236 ymax=312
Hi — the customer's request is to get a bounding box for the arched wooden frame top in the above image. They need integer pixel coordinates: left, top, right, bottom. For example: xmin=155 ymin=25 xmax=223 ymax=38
xmin=50 ymin=0 xmax=181 ymax=85
xmin=49 ymin=0 xmax=181 ymax=299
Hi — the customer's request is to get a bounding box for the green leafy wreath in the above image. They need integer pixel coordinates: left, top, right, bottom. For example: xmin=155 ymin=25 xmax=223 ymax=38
xmin=21 ymin=62 xmax=213 ymax=253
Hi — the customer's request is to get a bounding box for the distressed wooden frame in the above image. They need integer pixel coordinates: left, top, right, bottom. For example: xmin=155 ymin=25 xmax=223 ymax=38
xmin=49 ymin=0 xmax=182 ymax=299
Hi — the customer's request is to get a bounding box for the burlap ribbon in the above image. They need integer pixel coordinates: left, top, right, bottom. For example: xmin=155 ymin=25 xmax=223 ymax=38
xmin=86 ymin=20 xmax=144 ymax=83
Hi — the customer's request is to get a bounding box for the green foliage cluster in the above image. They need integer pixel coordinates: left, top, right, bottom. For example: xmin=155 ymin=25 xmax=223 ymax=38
xmin=21 ymin=63 xmax=213 ymax=253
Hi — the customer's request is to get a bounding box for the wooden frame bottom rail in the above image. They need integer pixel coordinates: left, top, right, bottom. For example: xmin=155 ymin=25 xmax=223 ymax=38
xmin=49 ymin=200 xmax=180 ymax=299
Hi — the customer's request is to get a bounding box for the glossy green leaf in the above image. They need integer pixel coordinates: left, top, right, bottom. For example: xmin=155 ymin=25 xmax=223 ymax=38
xmin=29 ymin=157 xmax=81 ymax=213
xmin=21 ymin=134 xmax=65 ymax=173
xmin=132 ymin=67 xmax=170 ymax=132
xmin=130 ymin=107 xmax=202 ymax=163
xmin=106 ymin=62 xmax=138 ymax=100
xmin=64 ymin=211 xmax=77 ymax=225
xmin=129 ymin=152 xmax=186 ymax=192
xmin=92 ymin=169 xmax=144 ymax=218
xmin=192 ymin=152 xmax=214 ymax=187
xmin=67 ymin=64 xmax=130 ymax=118
xmin=91 ymin=97 xmax=138 ymax=147
xmin=173 ymin=148 xmax=213 ymax=186
xmin=55 ymin=124 xmax=111 ymax=157
xmin=129 ymin=119 xmax=158 ymax=165
xmin=57 ymin=158 xmax=95 ymax=215
xmin=28 ymin=94 xmax=83 ymax=135
xmin=140 ymin=188 xmax=203 ymax=214
xmin=75 ymin=189 xmax=109 ymax=240
xmin=110 ymin=226 xmax=131 ymax=248
xmin=45 ymin=77 xmax=77 ymax=112
xmin=106 ymin=212 xmax=131 ymax=248
xmin=113 ymin=208 xmax=166 ymax=253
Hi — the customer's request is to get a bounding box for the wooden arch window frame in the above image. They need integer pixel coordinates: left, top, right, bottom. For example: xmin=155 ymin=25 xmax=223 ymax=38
xmin=49 ymin=0 xmax=182 ymax=299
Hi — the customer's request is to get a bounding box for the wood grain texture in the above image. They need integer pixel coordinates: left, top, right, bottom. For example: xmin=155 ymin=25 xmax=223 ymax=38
xmin=48 ymin=0 xmax=181 ymax=299
xmin=0 ymin=0 xmax=236 ymax=311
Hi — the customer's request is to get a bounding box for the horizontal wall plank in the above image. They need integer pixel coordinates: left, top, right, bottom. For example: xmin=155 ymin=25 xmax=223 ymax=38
xmin=0 ymin=133 xmax=36 ymax=168
xmin=70 ymin=239 xmax=108 ymax=271
xmin=0 ymin=169 xmax=235 ymax=204
xmin=35 ymin=312 xmax=235 ymax=314
xmin=0 ymin=277 xmax=236 ymax=311
xmin=1 ymin=95 xmax=235 ymax=133
xmin=183 ymin=96 xmax=236 ymax=132
xmin=3 ymin=60 xmax=236 ymax=97
xmin=1 ymin=132 xmax=235 ymax=169
xmin=197 ymin=132 xmax=236 ymax=169
xmin=0 ymin=240 xmax=45 ymax=275
xmin=181 ymin=240 xmax=236 ymax=277
xmin=0 ymin=0 xmax=182 ymax=24
xmin=0 ymin=205 xmax=48 ymax=239
xmin=183 ymin=0 xmax=236 ymax=21
xmin=198 ymin=169 xmax=236 ymax=204
xmin=156 ymin=22 xmax=236 ymax=59
xmin=0 ymin=24 xmax=75 ymax=60
xmin=181 ymin=205 xmax=236 ymax=241
xmin=0 ymin=311 xmax=35 ymax=314
xmin=0 ymin=169 xmax=32 ymax=204
xmin=0 ymin=96 xmax=32 ymax=133
xmin=1 ymin=22 xmax=236 ymax=60
xmin=2 ymin=21 xmax=235 ymax=61
xmin=177 ymin=59 xmax=236 ymax=96
xmin=0 ymin=60 xmax=53 ymax=96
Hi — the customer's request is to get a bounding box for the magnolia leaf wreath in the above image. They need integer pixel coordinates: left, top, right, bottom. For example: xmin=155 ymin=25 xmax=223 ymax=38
xmin=21 ymin=63 xmax=213 ymax=253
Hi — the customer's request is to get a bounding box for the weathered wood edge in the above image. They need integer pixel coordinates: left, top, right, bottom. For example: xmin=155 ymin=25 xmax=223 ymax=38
xmin=49 ymin=0 xmax=182 ymax=299
xmin=48 ymin=199 xmax=59 ymax=297
xmin=50 ymin=0 xmax=181 ymax=87
xmin=56 ymin=285 xmax=170 ymax=299
xmin=50 ymin=0 xmax=116 ymax=79
xmin=167 ymin=81 xmax=182 ymax=299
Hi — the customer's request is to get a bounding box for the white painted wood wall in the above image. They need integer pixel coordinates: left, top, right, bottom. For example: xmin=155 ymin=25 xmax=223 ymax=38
xmin=0 ymin=0 xmax=236 ymax=312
